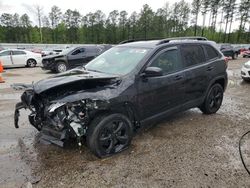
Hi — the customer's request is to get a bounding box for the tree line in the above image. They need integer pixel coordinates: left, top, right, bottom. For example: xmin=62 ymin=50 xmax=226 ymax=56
xmin=0 ymin=0 xmax=249 ymax=44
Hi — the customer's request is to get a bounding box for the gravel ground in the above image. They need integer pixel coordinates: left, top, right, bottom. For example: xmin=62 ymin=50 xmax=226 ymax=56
xmin=0 ymin=58 xmax=250 ymax=188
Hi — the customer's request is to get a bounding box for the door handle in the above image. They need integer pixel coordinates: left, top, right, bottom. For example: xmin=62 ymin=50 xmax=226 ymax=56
xmin=207 ymin=66 xmax=214 ymax=71
xmin=174 ymin=75 xmax=183 ymax=81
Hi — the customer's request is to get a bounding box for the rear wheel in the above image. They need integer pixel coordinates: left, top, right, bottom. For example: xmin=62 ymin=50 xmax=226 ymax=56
xmin=242 ymin=77 xmax=250 ymax=82
xmin=86 ymin=113 xmax=133 ymax=158
xmin=27 ymin=59 xmax=37 ymax=67
xmin=55 ymin=62 xmax=67 ymax=73
xmin=199 ymin=84 xmax=224 ymax=114
xmin=232 ymin=53 xmax=238 ymax=60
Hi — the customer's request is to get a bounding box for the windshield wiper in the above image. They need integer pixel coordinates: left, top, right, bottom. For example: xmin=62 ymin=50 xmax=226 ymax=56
xmin=86 ymin=68 xmax=103 ymax=73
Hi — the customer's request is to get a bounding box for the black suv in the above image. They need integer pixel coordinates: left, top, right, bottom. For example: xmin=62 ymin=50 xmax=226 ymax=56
xmin=218 ymin=43 xmax=238 ymax=59
xmin=42 ymin=45 xmax=111 ymax=73
xmin=13 ymin=37 xmax=228 ymax=158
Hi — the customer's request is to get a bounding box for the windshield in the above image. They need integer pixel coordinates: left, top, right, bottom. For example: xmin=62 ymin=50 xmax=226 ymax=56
xmin=85 ymin=46 xmax=150 ymax=75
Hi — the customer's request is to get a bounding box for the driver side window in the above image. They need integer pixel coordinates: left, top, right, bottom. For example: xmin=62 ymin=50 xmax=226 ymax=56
xmin=150 ymin=49 xmax=182 ymax=75
xmin=72 ymin=48 xmax=85 ymax=55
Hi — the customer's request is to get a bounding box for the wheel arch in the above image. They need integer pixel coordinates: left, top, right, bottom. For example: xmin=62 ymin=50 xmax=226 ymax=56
xmin=26 ymin=58 xmax=37 ymax=64
xmin=89 ymin=101 xmax=140 ymax=131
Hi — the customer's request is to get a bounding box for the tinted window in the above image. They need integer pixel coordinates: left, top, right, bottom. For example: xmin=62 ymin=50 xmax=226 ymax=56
xmin=150 ymin=49 xmax=182 ymax=75
xmin=0 ymin=50 xmax=11 ymax=56
xmin=85 ymin=47 xmax=150 ymax=75
xmin=181 ymin=45 xmax=205 ymax=67
xmin=72 ymin=48 xmax=85 ymax=55
xmin=13 ymin=50 xmax=26 ymax=55
xmin=204 ymin=45 xmax=218 ymax=60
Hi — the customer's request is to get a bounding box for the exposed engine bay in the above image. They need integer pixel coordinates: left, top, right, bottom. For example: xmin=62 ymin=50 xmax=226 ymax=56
xmin=12 ymin=70 xmax=122 ymax=147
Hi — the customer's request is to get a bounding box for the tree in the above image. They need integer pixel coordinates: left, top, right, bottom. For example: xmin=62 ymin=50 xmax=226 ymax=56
xmin=49 ymin=5 xmax=62 ymax=28
xmin=128 ymin=12 xmax=138 ymax=39
xmin=201 ymin=0 xmax=210 ymax=36
xmin=138 ymin=4 xmax=154 ymax=39
xmin=94 ymin=10 xmax=105 ymax=43
xmin=223 ymin=0 xmax=236 ymax=42
xmin=0 ymin=13 xmax=13 ymax=27
xmin=191 ymin=0 xmax=202 ymax=36
xmin=210 ymin=0 xmax=221 ymax=30
xmin=64 ymin=9 xmax=81 ymax=42
xmin=118 ymin=10 xmax=128 ymax=41
xmin=34 ymin=5 xmax=44 ymax=42
xmin=106 ymin=10 xmax=119 ymax=43
xmin=236 ymin=0 xmax=250 ymax=42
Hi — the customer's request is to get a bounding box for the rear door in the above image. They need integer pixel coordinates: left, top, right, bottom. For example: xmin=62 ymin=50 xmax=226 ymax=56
xmin=180 ymin=44 xmax=208 ymax=103
xmin=12 ymin=50 xmax=27 ymax=65
xmin=67 ymin=48 xmax=86 ymax=67
xmin=137 ymin=46 xmax=186 ymax=119
xmin=84 ymin=47 xmax=99 ymax=63
xmin=0 ymin=50 xmax=12 ymax=67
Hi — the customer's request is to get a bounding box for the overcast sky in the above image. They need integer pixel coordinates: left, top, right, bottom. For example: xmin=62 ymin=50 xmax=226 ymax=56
xmin=0 ymin=0 xmax=240 ymax=31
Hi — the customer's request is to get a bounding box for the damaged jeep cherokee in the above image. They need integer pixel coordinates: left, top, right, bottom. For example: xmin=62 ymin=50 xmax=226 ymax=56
xmin=13 ymin=37 xmax=228 ymax=158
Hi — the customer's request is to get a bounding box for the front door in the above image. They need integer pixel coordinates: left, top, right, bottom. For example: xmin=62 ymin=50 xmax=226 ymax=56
xmin=136 ymin=46 xmax=186 ymax=120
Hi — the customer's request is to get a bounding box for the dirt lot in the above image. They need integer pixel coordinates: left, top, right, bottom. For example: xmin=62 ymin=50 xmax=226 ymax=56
xmin=0 ymin=58 xmax=250 ymax=188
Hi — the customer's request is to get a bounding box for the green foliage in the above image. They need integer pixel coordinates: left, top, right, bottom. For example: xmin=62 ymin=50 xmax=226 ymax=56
xmin=0 ymin=2 xmax=249 ymax=44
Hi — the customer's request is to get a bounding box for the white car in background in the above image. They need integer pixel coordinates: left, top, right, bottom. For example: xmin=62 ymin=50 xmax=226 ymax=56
xmin=0 ymin=49 xmax=42 ymax=68
xmin=241 ymin=60 xmax=250 ymax=82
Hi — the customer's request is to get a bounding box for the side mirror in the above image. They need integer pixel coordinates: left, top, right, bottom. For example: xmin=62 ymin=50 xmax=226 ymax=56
xmin=142 ymin=67 xmax=163 ymax=77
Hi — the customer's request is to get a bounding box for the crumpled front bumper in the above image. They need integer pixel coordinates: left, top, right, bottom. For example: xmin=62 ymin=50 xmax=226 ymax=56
xmin=13 ymin=87 xmax=90 ymax=147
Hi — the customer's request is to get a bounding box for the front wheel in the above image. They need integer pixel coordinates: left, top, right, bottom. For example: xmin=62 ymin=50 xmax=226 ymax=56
xmin=86 ymin=113 xmax=133 ymax=158
xmin=55 ymin=62 xmax=67 ymax=73
xmin=199 ymin=84 xmax=224 ymax=114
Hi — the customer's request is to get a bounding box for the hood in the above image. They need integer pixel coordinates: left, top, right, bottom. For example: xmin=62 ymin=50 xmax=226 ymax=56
xmin=33 ymin=69 xmax=119 ymax=94
xmin=43 ymin=54 xmax=65 ymax=60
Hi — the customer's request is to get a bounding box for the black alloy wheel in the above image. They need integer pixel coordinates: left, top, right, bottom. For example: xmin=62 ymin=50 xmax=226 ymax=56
xmin=87 ymin=113 xmax=133 ymax=158
xmin=200 ymin=84 xmax=224 ymax=114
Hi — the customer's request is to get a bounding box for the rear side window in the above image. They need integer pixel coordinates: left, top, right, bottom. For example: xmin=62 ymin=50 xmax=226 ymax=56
xmin=13 ymin=51 xmax=26 ymax=55
xmin=204 ymin=45 xmax=218 ymax=60
xmin=181 ymin=45 xmax=205 ymax=67
xmin=150 ymin=49 xmax=182 ymax=75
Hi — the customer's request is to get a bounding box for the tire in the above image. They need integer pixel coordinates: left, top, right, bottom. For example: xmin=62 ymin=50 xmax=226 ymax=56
xmin=26 ymin=59 xmax=37 ymax=67
xmin=232 ymin=53 xmax=237 ymax=60
xmin=242 ymin=78 xmax=250 ymax=82
xmin=199 ymin=84 xmax=224 ymax=114
xmin=86 ymin=113 xmax=133 ymax=158
xmin=55 ymin=62 xmax=67 ymax=73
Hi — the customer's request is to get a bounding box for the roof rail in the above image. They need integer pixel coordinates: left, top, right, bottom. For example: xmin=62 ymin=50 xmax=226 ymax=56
xmin=157 ymin=36 xmax=208 ymax=45
xmin=119 ymin=39 xmax=137 ymax=44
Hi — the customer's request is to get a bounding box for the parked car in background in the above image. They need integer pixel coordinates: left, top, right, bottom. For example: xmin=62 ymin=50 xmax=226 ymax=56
xmin=13 ymin=37 xmax=228 ymax=158
xmin=41 ymin=49 xmax=63 ymax=57
xmin=41 ymin=45 xmax=111 ymax=73
xmin=0 ymin=49 xmax=42 ymax=68
xmin=241 ymin=60 xmax=250 ymax=82
xmin=218 ymin=43 xmax=238 ymax=59
xmin=242 ymin=49 xmax=250 ymax=58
